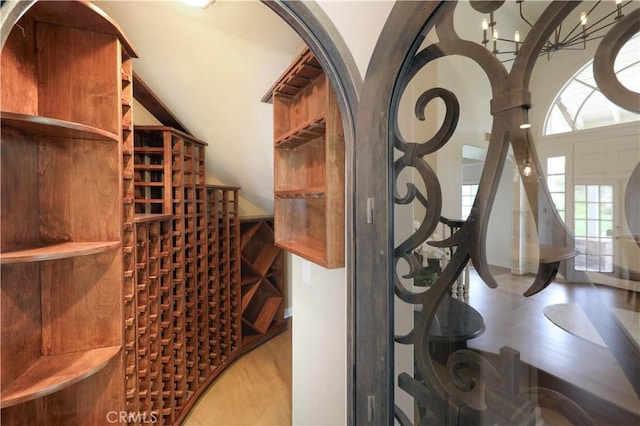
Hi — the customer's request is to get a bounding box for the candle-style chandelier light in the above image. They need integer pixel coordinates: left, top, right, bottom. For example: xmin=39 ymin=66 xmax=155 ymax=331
xmin=481 ymin=0 xmax=632 ymax=61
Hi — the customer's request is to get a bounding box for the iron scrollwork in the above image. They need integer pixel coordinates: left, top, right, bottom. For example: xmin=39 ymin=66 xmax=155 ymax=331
xmin=392 ymin=1 xmax=639 ymax=425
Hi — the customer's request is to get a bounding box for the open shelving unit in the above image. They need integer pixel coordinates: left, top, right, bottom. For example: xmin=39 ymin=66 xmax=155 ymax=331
xmin=269 ymin=48 xmax=345 ymax=269
xmin=0 ymin=1 xmax=137 ymax=422
xmin=3 ymin=3 xmax=292 ymax=424
xmin=239 ymin=216 xmax=286 ymax=349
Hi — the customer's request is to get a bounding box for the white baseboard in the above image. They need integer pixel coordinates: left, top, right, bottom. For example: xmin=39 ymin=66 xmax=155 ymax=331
xmin=284 ymin=307 xmax=293 ymax=319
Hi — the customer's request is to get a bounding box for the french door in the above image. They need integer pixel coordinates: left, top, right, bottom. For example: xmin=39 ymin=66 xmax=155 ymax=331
xmin=356 ymin=1 xmax=640 ymax=424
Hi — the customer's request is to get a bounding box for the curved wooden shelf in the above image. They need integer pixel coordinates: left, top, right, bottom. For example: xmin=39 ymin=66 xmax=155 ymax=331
xmin=0 ymin=346 xmax=121 ymax=408
xmin=27 ymin=0 xmax=138 ymax=58
xmin=1 ymin=112 xmax=119 ymax=142
xmin=1 ymin=241 xmax=120 ymax=264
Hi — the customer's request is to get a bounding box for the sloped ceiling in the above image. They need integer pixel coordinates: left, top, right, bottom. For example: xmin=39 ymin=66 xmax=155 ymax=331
xmin=95 ymin=0 xmax=303 ymax=213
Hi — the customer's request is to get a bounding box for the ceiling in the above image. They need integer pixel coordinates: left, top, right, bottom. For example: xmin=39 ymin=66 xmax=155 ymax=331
xmin=94 ymin=0 xmax=304 ymax=213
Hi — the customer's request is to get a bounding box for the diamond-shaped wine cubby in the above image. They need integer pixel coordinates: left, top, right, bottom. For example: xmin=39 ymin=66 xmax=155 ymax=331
xmin=239 ymin=216 xmax=286 ymax=349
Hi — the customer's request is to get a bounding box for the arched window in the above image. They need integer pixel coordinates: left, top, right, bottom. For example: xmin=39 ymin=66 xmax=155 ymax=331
xmin=544 ymin=34 xmax=640 ymax=135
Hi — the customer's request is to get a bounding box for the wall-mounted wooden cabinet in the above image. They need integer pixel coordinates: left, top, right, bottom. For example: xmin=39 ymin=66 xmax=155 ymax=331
xmin=0 ymin=1 xmax=137 ymax=423
xmin=270 ymin=48 xmax=345 ymax=269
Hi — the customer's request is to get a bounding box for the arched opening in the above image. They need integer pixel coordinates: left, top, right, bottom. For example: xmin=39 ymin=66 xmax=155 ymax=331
xmin=0 ymin=1 xmax=361 ymax=424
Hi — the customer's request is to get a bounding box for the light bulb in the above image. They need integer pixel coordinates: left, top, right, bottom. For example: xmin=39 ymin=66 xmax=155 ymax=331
xmin=580 ymin=12 xmax=588 ymax=26
xmin=616 ymin=0 xmax=622 ymax=5
xmin=522 ymin=162 xmax=532 ymax=177
xmin=493 ymin=29 xmax=499 ymax=40
xmin=519 ymin=123 xmax=531 ymax=129
xmin=482 ymin=19 xmax=489 ymax=30
xmin=515 ymin=31 xmax=521 ymax=43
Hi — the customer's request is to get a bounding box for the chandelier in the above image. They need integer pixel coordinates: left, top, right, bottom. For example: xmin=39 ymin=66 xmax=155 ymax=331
xmin=480 ymin=0 xmax=632 ymax=61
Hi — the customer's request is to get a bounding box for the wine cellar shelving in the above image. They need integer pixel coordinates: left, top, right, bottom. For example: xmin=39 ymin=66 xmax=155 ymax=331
xmin=240 ymin=216 xmax=286 ymax=349
xmin=206 ymin=186 xmax=242 ymax=364
xmin=1 ymin=3 xmax=287 ymax=424
xmin=131 ymin=128 xmax=284 ymax=424
xmin=1 ymin=2 xmax=136 ymax=423
xmin=269 ymin=47 xmax=345 ymax=269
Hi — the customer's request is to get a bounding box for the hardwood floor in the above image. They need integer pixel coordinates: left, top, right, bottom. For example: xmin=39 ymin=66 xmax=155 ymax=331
xmin=184 ymin=322 xmax=292 ymax=426
xmin=463 ymin=268 xmax=640 ymax=421
xmin=181 ymin=271 xmax=639 ymax=425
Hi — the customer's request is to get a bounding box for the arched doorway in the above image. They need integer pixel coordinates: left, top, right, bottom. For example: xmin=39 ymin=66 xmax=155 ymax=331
xmin=0 ymin=1 xmax=362 ymax=424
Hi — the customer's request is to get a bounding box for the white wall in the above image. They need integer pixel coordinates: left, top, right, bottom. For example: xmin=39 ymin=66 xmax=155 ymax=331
xmin=95 ymin=0 xmax=303 ymax=214
xmin=317 ymin=0 xmax=394 ymax=78
xmin=290 ymin=258 xmax=347 ymax=425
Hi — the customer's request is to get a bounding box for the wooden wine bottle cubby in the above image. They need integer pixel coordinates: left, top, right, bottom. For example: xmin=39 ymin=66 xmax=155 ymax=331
xmin=133 ymin=129 xmax=275 ymax=423
xmin=128 ymin=216 xmax=173 ymax=422
xmin=240 ymin=216 xmax=286 ymax=349
xmin=206 ymin=186 xmax=243 ymax=362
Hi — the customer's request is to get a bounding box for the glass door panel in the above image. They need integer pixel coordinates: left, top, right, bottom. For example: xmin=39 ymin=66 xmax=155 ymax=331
xmin=390 ymin=2 xmax=640 ymax=425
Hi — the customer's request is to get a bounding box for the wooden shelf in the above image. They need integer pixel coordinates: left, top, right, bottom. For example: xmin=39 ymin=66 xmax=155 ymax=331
xmin=242 ymin=282 xmax=261 ymax=313
xmin=270 ymin=48 xmax=344 ymax=269
xmin=1 ymin=111 xmax=119 ymax=142
xmin=251 ymin=245 xmax=282 ymax=277
xmin=0 ymin=346 xmax=121 ymax=408
xmin=1 ymin=241 xmax=120 ymax=264
xmin=134 ymin=147 xmax=165 ymax=153
xmin=251 ymin=297 xmax=282 ymax=334
xmin=275 ymin=188 xmax=326 ymax=199
xmin=135 ymin=181 xmax=165 ymax=187
xmin=134 ymin=213 xmax=173 ymax=223
xmin=277 ymin=239 xmax=327 ymax=266
xmin=275 ymin=116 xmax=325 ymax=149
xmin=135 ymin=164 xmax=164 ymax=170
xmin=263 ymin=48 xmax=323 ymax=101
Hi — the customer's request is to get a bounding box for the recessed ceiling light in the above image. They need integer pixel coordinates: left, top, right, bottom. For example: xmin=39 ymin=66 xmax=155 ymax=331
xmin=181 ymin=0 xmax=215 ymax=8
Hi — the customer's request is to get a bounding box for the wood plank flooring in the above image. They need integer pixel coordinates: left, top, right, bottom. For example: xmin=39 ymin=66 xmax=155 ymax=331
xmin=181 ymin=270 xmax=639 ymax=425
xmin=464 ymin=268 xmax=640 ymax=418
xmin=184 ymin=323 xmax=292 ymax=426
